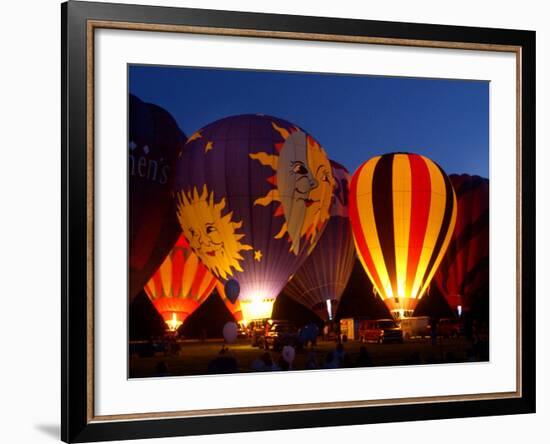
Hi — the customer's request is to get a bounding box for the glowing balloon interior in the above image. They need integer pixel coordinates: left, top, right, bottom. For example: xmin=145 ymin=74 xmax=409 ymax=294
xmin=349 ymin=153 xmax=457 ymax=318
xmin=284 ymin=161 xmax=355 ymax=321
xmin=434 ymin=174 xmax=489 ymax=314
xmin=174 ymin=114 xmax=334 ymax=323
xmin=144 ymin=235 xmax=218 ymax=331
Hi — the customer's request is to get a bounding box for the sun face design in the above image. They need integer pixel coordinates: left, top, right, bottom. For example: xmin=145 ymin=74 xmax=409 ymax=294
xmin=175 ymin=185 xmax=253 ymax=280
xmin=249 ymin=122 xmax=335 ymax=255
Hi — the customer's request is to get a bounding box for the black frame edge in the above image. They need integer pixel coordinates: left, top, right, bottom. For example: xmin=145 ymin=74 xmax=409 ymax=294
xmin=520 ymin=30 xmax=536 ymax=414
xmin=61 ymin=1 xmax=536 ymax=442
xmin=61 ymin=1 xmax=68 ymax=442
xmin=63 ymin=1 xmax=91 ymax=442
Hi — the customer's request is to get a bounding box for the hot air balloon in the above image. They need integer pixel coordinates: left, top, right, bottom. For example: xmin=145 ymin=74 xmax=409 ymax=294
xmin=284 ymin=161 xmax=355 ymax=321
xmin=173 ymin=114 xmax=335 ymax=323
xmin=349 ymin=153 xmax=457 ymax=319
xmin=129 ymin=94 xmax=185 ymax=301
xmin=144 ymin=235 xmax=218 ymax=332
xmin=434 ymin=174 xmax=489 ymax=315
xmin=216 ymin=282 xmax=244 ymax=324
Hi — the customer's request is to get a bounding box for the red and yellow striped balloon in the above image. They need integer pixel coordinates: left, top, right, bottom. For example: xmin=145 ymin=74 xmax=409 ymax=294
xmin=349 ymin=153 xmax=457 ymax=318
xmin=144 ymin=235 xmax=218 ymax=331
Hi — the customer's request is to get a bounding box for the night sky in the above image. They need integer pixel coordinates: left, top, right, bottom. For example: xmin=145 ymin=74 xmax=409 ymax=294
xmin=129 ymin=64 xmax=489 ymax=178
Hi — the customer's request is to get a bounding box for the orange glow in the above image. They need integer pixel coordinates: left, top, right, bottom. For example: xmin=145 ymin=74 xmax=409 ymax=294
xmin=165 ymin=313 xmax=183 ymax=332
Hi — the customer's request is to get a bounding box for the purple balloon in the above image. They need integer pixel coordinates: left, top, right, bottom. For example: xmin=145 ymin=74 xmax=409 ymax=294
xmin=173 ymin=114 xmax=335 ymax=321
xmin=128 ymin=94 xmax=185 ymax=301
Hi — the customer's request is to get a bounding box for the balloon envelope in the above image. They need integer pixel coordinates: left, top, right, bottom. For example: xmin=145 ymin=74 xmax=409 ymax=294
xmin=282 ymin=345 xmax=296 ymax=364
xmin=216 ymin=282 xmax=244 ymax=323
xmin=173 ymin=114 xmax=334 ymax=322
xmin=144 ymin=235 xmax=218 ymax=331
xmin=223 ymin=322 xmax=238 ymax=344
xmin=224 ymin=279 xmax=240 ymax=304
xmin=129 ymin=94 xmax=185 ymax=301
xmin=433 ymin=174 xmax=489 ymax=313
xmin=349 ymin=153 xmax=457 ymax=318
xmin=284 ymin=161 xmax=355 ymax=320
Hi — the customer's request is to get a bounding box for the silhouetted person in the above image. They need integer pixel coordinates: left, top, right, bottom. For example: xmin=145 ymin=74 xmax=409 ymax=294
xmin=278 ymin=356 xmax=290 ymax=371
xmin=324 ymin=351 xmax=339 ymax=369
xmin=466 ymin=348 xmax=476 ymax=362
xmin=444 ymin=351 xmax=457 ymax=363
xmin=305 ymin=352 xmax=318 ymax=370
xmin=207 ymin=348 xmax=238 ymax=374
xmin=405 ymin=351 xmax=422 ymax=365
xmin=155 ymin=361 xmax=170 ymax=377
xmin=251 ymin=352 xmax=278 ymax=371
xmin=335 ymin=342 xmax=346 ymax=365
xmin=323 ymin=324 xmax=329 ymax=341
xmin=355 ymin=346 xmax=373 ymax=367
xmin=430 ymin=317 xmax=438 ymax=345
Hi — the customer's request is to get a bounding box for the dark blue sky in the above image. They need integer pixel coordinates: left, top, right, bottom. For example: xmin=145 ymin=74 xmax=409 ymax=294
xmin=129 ymin=65 xmax=489 ymax=177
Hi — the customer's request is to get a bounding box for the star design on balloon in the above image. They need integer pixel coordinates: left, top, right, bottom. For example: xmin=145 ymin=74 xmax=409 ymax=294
xmin=143 ymin=145 xmax=150 ymax=154
xmin=204 ymin=141 xmax=214 ymax=153
xmin=254 ymin=250 xmax=263 ymax=262
xmin=129 ymin=141 xmax=137 ymax=151
xmin=186 ymin=130 xmax=203 ymax=145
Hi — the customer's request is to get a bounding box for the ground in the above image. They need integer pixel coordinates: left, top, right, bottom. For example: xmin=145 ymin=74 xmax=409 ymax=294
xmin=129 ymin=336 xmax=487 ymax=378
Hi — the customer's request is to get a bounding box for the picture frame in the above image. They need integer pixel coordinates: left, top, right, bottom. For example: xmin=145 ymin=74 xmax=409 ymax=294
xmin=61 ymin=0 xmax=536 ymax=442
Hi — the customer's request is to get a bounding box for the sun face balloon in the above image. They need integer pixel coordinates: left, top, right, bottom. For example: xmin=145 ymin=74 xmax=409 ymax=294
xmin=144 ymin=235 xmax=218 ymax=331
xmin=129 ymin=94 xmax=185 ymax=301
xmin=434 ymin=174 xmax=489 ymax=314
xmin=174 ymin=114 xmax=334 ymax=322
xmin=349 ymin=153 xmax=457 ymax=319
xmin=176 ymin=186 xmax=252 ymax=280
xmin=284 ymin=161 xmax=356 ymax=321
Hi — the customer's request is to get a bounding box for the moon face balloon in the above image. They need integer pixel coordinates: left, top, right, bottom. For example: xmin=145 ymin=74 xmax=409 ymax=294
xmin=173 ymin=114 xmax=334 ymax=322
xmin=434 ymin=174 xmax=489 ymax=313
xmin=129 ymin=94 xmax=185 ymax=301
xmin=284 ymin=161 xmax=356 ymax=321
xmin=349 ymin=152 xmax=457 ymax=319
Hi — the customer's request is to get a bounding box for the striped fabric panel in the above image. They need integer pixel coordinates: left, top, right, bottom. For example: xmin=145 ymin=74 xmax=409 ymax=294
xmin=350 ymin=153 xmax=456 ymax=310
xmin=143 ymin=235 xmax=218 ymax=324
xmin=349 ymin=156 xmax=387 ymax=297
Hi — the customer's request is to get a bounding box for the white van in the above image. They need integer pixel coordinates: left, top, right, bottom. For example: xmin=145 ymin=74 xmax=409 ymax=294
xmin=400 ymin=316 xmax=430 ymax=340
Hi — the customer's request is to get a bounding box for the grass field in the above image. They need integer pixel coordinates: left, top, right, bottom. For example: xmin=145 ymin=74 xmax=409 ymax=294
xmin=129 ymin=336 xmax=487 ymax=378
